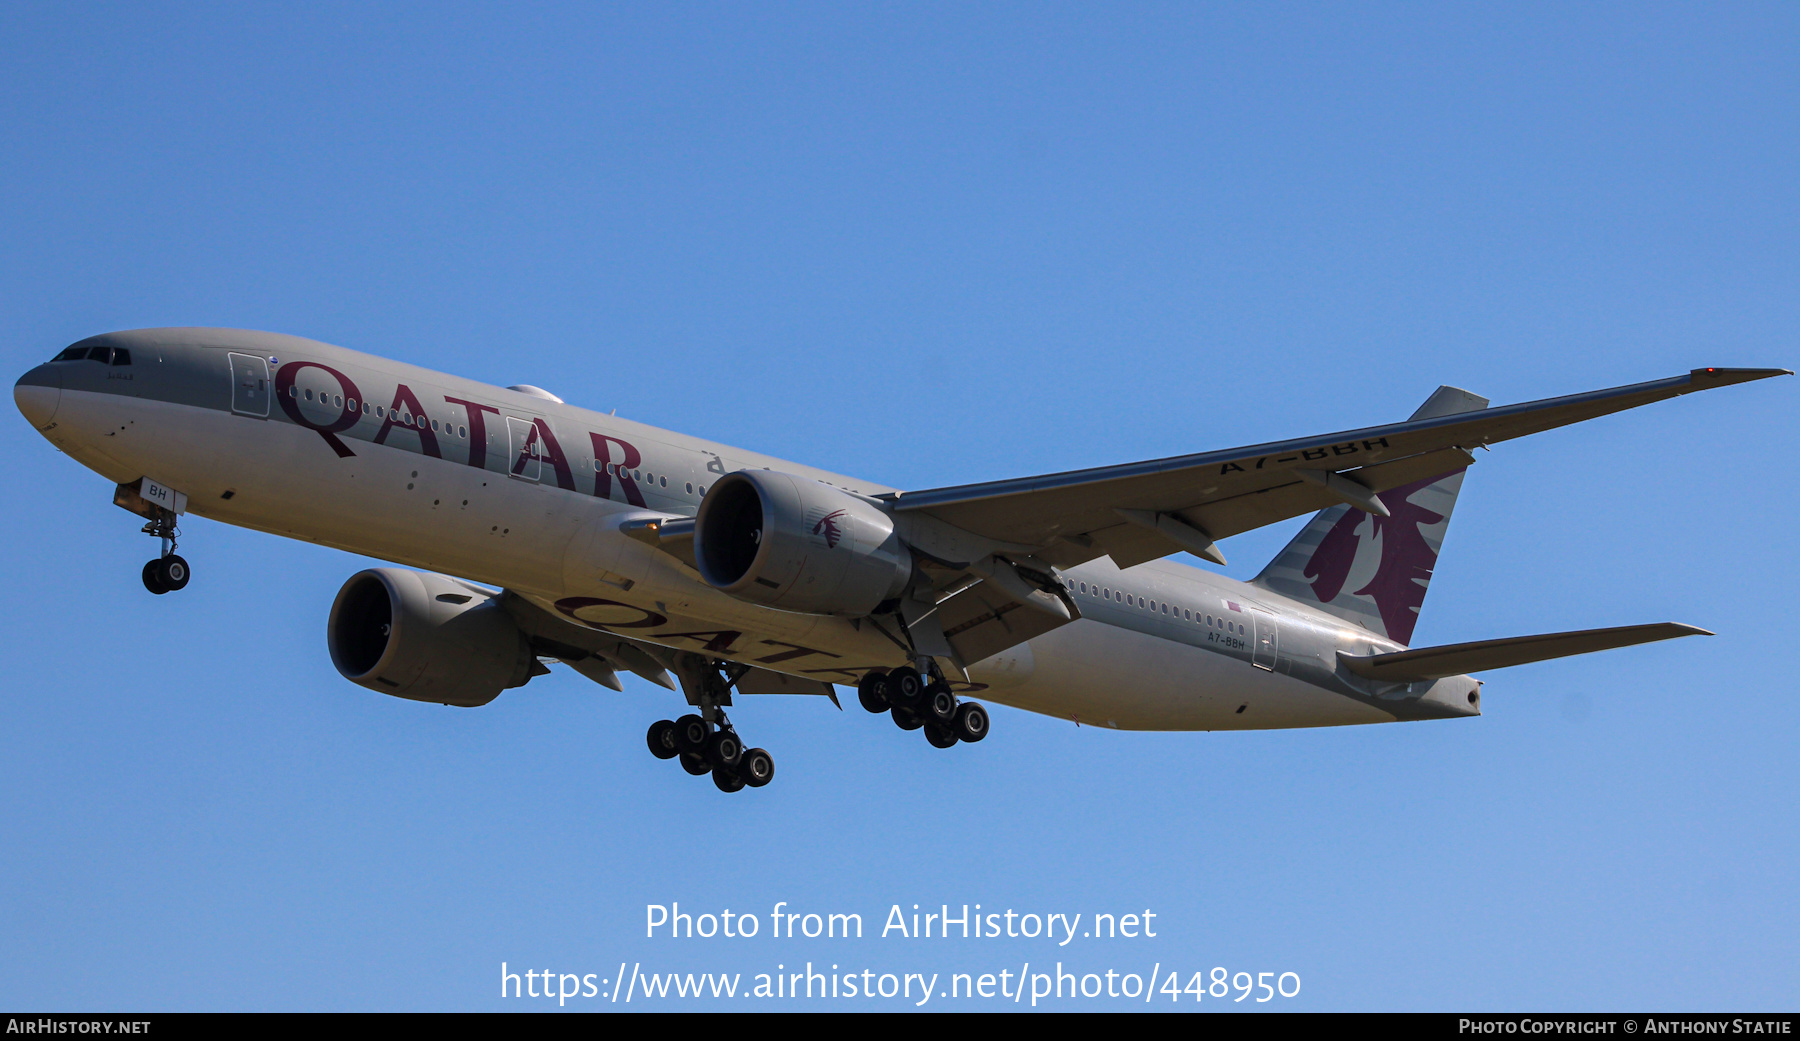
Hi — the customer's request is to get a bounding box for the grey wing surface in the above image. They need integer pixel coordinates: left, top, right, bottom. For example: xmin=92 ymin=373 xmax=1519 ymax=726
xmin=889 ymin=368 xmax=1788 ymax=571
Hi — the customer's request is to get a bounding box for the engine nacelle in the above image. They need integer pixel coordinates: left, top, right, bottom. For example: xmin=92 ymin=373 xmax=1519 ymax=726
xmin=326 ymin=568 xmax=534 ymax=706
xmin=694 ymin=470 xmax=912 ymax=615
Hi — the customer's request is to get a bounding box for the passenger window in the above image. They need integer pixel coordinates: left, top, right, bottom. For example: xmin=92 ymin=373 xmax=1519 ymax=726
xmin=661 ymin=476 xmax=668 ymax=487
xmin=305 ymin=389 xmax=314 ymax=401
xmin=376 ymin=406 xmax=385 ymax=417
xmin=686 ymin=483 xmax=694 ymax=494
xmin=698 ymin=485 xmax=707 ymax=496
xmin=431 ymin=420 xmax=439 ymax=432
xmin=334 ymin=395 xmax=344 ymax=408
xmin=87 ymin=346 xmax=111 ymax=363
xmin=459 ymin=426 xmax=467 ymax=438
xmin=110 ymin=348 xmax=131 ymax=366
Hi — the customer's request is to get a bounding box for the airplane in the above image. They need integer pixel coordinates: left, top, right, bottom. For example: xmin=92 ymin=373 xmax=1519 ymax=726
xmin=13 ymin=329 xmax=1788 ymax=792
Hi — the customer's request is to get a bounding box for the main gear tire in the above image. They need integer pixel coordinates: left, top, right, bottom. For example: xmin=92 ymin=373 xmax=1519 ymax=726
xmin=646 ymin=719 xmax=679 ymax=759
xmin=924 ymin=721 xmax=960 ymax=748
xmin=924 ymin=683 xmax=958 ymax=724
xmin=674 ymin=714 xmax=709 ymax=755
xmin=707 ymin=728 xmax=744 ymax=769
xmin=739 ymin=748 xmax=775 ymax=788
xmin=856 ymin=672 xmax=891 ymax=713
xmin=954 ymin=701 xmax=990 ymax=743
xmin=888 ymin=669 xmax=924 ymax=710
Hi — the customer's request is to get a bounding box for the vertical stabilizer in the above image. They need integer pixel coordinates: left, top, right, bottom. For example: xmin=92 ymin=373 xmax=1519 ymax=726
xmin=1251 ymin=386 xmax=1488 ymax=645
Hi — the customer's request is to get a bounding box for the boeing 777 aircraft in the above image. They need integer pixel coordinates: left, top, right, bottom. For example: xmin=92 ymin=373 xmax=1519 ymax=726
xmin=13 ymin=330 xmax=1788 ymax=791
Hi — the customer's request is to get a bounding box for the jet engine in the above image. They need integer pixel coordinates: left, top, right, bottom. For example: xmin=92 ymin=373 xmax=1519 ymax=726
xmin=693 ymin=470 xmax=911 ymax=616
xmin=326 ymin=568 xmax=535 ymax=706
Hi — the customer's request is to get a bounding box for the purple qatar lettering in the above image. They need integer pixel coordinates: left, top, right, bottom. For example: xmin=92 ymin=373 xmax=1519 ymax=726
xmin=274 ymin=361 xmax=363 ymax=458
xmin=553 ymin=596 xmax=668 ymax=630
xmin=516 ymin=418 xmax=576 ymax=490
xmin=754 ymin=640 xmax=840 ymax=664
xmin=373 ymin=383 xmax=441 ymax=458
xmin=590 ymin=433 xmax=647 ymax=506
xmin=659 ymin=630 xmax=743 ymax=653
xmin=444 ymin=396 xmax=500 ymax=469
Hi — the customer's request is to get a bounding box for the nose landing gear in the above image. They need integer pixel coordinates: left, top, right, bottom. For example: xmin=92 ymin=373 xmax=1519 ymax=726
xmin=856 ymin=667 xmax=990 ymax=749
xmin=137 ymin=505 xmax=191 ymax=595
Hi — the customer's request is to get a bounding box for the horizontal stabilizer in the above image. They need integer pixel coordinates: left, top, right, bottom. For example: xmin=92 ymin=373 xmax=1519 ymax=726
xmin=1337 ymin=622 xmax=1712 ymax=682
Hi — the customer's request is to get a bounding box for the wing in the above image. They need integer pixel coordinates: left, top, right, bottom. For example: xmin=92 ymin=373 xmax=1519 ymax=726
xmin=890 ymin=368 xmax=1787 ymax=571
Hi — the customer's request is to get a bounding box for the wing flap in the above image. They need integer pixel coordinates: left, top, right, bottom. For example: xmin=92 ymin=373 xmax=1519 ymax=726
xmin=934 ymin=578 xmax=1078 ymax=666
xmin=733 ymin=668 xmax=837 ymax=697
xmin=1337 ymin=622 xmax=1712 ymax=682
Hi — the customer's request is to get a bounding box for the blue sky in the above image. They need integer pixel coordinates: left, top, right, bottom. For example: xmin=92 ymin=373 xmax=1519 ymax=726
xmin=1 ymin=2 xmax=1795 ymax=1011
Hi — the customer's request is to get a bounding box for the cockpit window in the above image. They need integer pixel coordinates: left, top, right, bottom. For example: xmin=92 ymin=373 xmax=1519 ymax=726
xmin=87 ymin=346 xmax=112 ymax=363
xmin=54 ymin=346 xmax=88 ymax=361
xmin=110 ymin=348 xmax=131 ymax=366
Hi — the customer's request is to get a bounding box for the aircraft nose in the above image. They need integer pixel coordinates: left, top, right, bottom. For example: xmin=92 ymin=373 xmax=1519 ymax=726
xmin=15 ymin=363 xmax=61 ymax=429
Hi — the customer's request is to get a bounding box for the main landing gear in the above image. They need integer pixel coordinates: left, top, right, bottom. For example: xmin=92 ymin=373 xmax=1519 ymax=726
xmin=856 ymin=667 xmax=990 ymax=749
xmin=651 ymin=654 xmax=774 ymax=793
xmin=139 ymin=507 xmax=191 ymax=595
xmin=646 ymin=713 xmax=774 ymax=793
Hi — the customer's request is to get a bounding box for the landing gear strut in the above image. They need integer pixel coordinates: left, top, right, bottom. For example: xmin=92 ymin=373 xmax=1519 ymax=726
xmin=649 ymin=654 xmax=775 ymax=793
xmin=857 ymin=665 xmax=991 ymax=748
xmin=138 ymin=507 xmax=190 ymax=595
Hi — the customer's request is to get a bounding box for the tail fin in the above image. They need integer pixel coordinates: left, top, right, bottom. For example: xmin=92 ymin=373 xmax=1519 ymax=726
xmin=1252 ymin=386 xmax=1488 ymax=645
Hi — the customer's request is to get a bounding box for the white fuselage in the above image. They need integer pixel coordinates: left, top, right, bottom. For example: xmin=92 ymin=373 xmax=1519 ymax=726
xmin=19 ymin=329 xmax=1477 ymax=732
